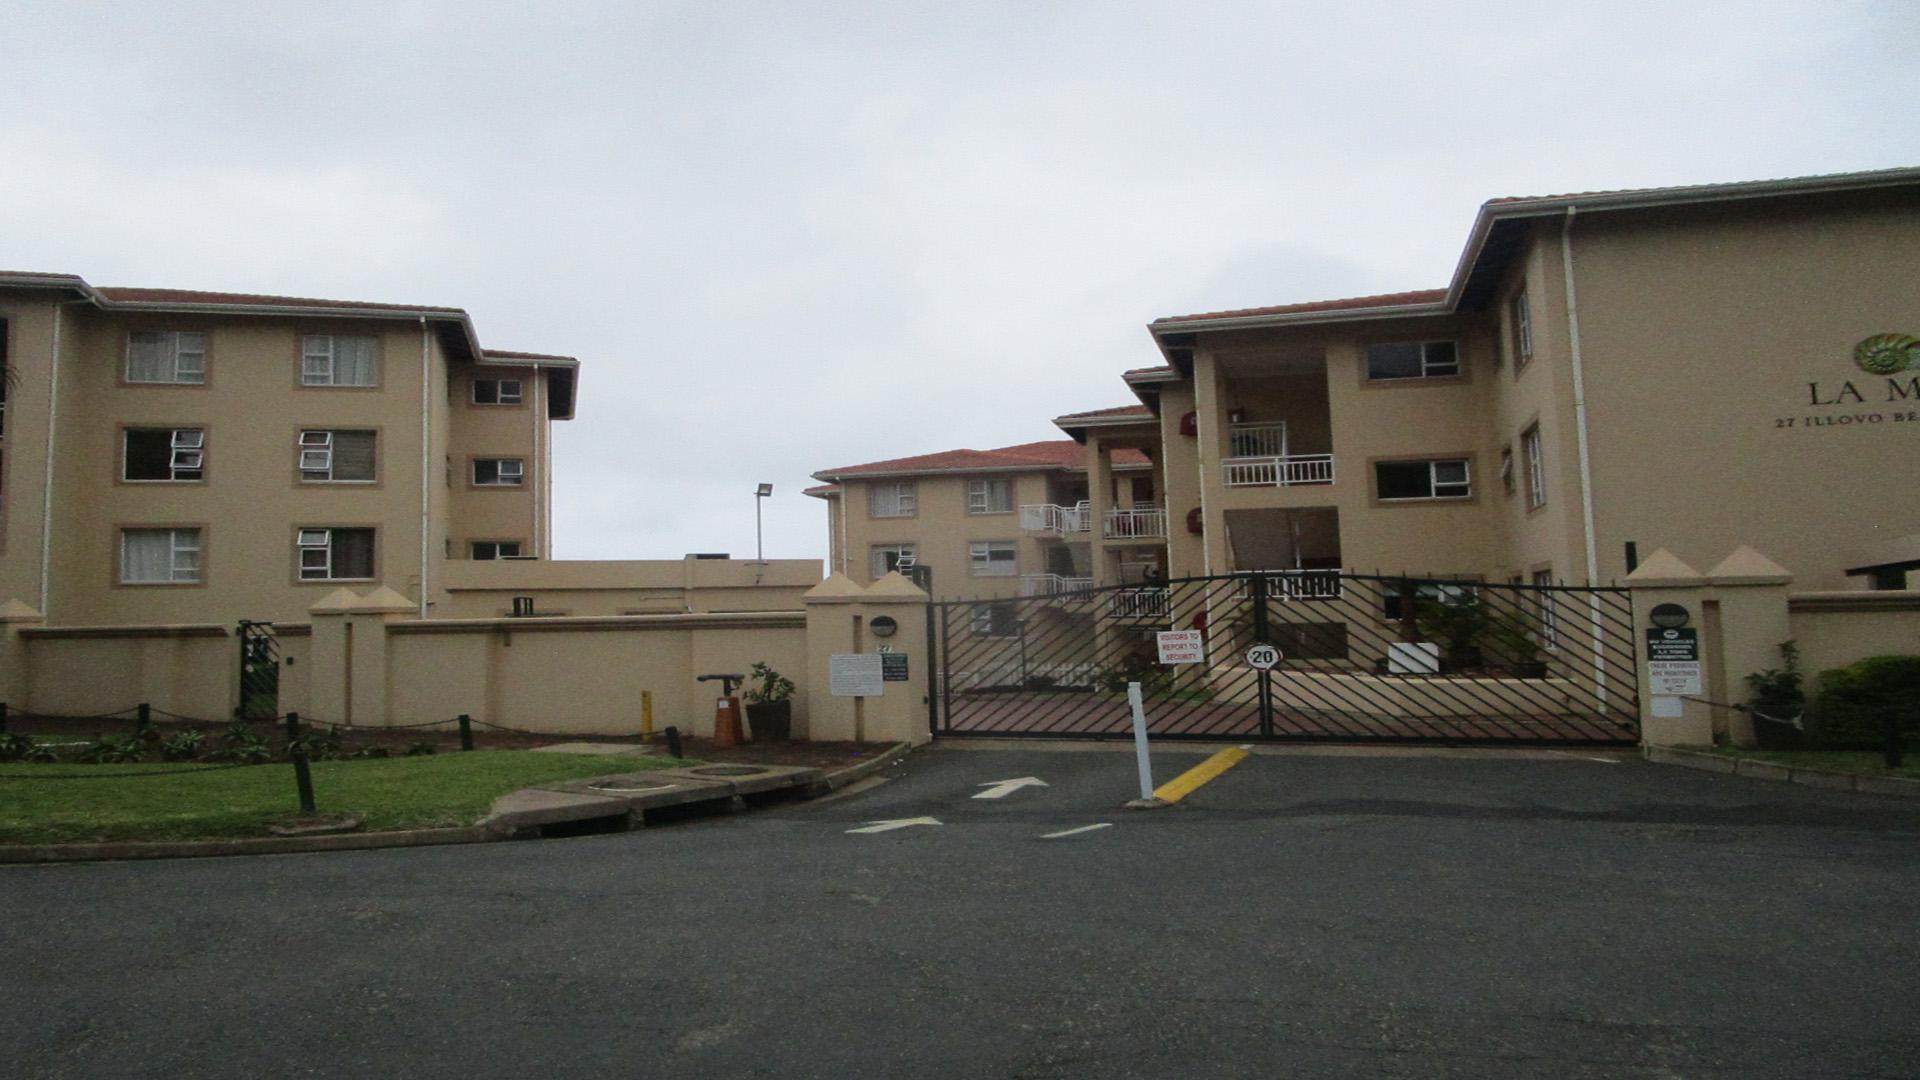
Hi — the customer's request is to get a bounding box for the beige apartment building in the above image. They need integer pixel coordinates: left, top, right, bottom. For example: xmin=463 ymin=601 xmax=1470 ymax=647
xmin=807 ymin=437 xmax=1157 ymax=601
xmin=1052 ymin=166 xmax=1920 ymax=596
xmin=0 ymin=272 xmax=576 ymax=626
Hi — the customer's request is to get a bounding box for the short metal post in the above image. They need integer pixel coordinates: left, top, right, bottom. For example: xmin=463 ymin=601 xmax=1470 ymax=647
xmin=663 ymin=725 xmax=683 ymax=760
xmin=0 ymin=702 xmax=9 ymax=734
xmin=457 ymin=714 xmax=474 ymax=752
xmin=641 ymin=691 xmax=654 ymax=741
xmin=1885 ymin=713 xmax=1905 ymax=770
xmin=286 ymin=711 xmax=316 ymax=814
xmin=136 ymin=702 xmax=152 ymax=737
xmin=1128 ymin=682 xmax=1154 ymax=801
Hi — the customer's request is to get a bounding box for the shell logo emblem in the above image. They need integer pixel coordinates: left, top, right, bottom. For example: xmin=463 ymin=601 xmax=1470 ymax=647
xmin=1854 ymin=334 xmax=1920 ymax=375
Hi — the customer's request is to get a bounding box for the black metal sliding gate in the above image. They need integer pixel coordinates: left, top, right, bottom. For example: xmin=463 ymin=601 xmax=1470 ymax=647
xmin=929 ymin=572 xmax=1639 ymax=746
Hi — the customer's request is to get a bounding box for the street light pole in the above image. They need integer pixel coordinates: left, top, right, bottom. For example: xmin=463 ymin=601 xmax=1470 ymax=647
xmin=755 ymin=483 xmax=773 ymax=563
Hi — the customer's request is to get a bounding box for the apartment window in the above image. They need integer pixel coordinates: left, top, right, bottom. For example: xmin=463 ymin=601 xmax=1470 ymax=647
xmin=471 ymin=541 xmax=524 ymax=560
xmin=1522 ymin=425 xmax=1546 ymax=508
xmin=1499 ymin=446 xmax=1516 ymax=496
xmin=1375 ymin=458 xmax=1471 ymax=501
xmin=970 ymin=603 xmax=1020 ymax=638
xmin=298 ymin=430 xmax=377 ymax=482
xmin=869 ymin=481 xmax=916 ymax=518
xmin=124 ymin=428 xmax=205 ymax=481
xmin=967 ymin=477 xmax=1013 ymax=514
xmin=1510 ymin=292 xmax=1533 ymax=367
xmin=870 ymin=544 xmax=915 ymax=579
xmin=1382 ymin=581 xmax=1473 ymax=621
xmin=297 ymin=527 xmax=375 ymax=581
xmin=473 ymin=378 xmax=523 ymax=405
xmin=1532 ymin=569 xmax=1558 ymax=648
xmin=120 ymin=527 xmax=201 ymax=584
xmin=1365 ymin=340 xmax=1459 ymax=381
xmin=126 ymin=331 xmax=207 ymax=384
xmin=473 ymin=458 xmax=525 ymax=486
xmin=301 ymin=335 xmax=378 ymax=387
xmin=969 ymin=540 xmax=1017 ymax=577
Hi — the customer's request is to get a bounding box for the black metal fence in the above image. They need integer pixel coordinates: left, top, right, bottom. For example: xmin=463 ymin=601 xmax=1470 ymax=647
xmin=931 ymin=572 xmax=1639 ymax=746
xmin=237 ymin=621 xmax=280 ymax=721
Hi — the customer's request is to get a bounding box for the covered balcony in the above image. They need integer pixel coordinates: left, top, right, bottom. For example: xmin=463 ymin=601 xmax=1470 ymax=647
xmin=1222 ymin=421 xmax=1334 ymax=488
xmin=1103 ymin=505 xmax=1166 ymax=539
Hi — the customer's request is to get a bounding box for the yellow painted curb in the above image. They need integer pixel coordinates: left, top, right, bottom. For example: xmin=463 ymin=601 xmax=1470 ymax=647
xmin=1152 ymin=746 xmax=1250 ymax=804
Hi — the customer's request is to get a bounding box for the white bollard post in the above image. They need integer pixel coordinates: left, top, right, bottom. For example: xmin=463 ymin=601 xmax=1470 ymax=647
xmin=1127 ymin=681 xmax=1155 ymax=802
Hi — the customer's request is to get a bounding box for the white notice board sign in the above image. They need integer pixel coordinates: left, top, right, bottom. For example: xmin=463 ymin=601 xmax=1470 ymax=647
xmin=1647 ymin=662 xmax=1702 ymax=696
xmin=1156 ymin=630 xmax=1206 ymax=665
xmin=830 ymin=653 xmax=885 ymax=697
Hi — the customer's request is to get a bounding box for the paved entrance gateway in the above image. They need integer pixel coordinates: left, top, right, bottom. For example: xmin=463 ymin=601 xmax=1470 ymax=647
xmin=930 ymin=572 xmax=1639 ymax=745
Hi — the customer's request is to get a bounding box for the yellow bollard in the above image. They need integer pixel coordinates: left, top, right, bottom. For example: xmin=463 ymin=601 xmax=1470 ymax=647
xmin=641 ymin=689 xmax=654 ymax=741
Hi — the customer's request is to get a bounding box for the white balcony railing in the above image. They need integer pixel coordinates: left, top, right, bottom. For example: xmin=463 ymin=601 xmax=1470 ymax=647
xmin=1018 ymin=573 xmax=1094 ymax=599
xmin=1019 ymin=502 xmax=1091 ymax=537
xmin=1229 ymin=421 xmax=1288 ymax=458
xmin=1110 ymin=587 xmax=1170 ymax=619
xmin=1230 ymin=570 xmax=1343 ymax=600
xmin=1222 ymin=453 xmax=1335 ymax=487
xmin=1104 ymin=506 xmax=1167 ymax=539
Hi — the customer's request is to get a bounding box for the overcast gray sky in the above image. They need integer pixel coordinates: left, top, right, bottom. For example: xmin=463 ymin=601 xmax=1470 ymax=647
xmin=4 ymin=1 xmax=1914 ymax=564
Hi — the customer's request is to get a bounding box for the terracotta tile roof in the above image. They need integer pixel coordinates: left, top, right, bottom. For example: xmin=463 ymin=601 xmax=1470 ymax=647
xmin=1155 ymin=288 xmax=1447 ymax=326
xmin=803 ymin=483 xmax=840 ymax=498
xmin=94 ymin=285 xmax=466 ymax=313
xmin=1054 ymin=404 xmax=1153 ymax=421
xmin=816 ymin=439 xmax=1146 ymax=479
xmin=483 ymin=349 xmax=578 ymax=363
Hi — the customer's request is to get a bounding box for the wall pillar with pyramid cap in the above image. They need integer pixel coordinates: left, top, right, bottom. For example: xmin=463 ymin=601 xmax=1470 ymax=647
xmin=346 ymin=587 xmax=418 ymax=728
xmin=0 ymin=600 xmax=47 ymax=707
xmin=805 ymin=571 xmax=932 ymax=746
xmin=1704 ymin=547 xmax=1796 ymax=747
xmin=1624 ymin=549 xmax=1712 ymax=747
xmin=306 ymin=589 xmax=358 ymax=726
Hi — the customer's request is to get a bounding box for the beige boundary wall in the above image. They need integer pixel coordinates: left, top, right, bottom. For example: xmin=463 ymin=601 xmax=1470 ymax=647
xmin=1624 ymin=547 xmax=1920 ymax=747
xmin=0 ymin=573 xmax=935 ymax=749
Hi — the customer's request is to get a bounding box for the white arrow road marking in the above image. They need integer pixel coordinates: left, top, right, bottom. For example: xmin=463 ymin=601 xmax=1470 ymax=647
xmin=972 ymin=777 xmax=1049 ymax=800
xmin=844 ymin=817 xmax=942 ymax=834
xmin=1040 ymin=823 xmax=1112 ymax=839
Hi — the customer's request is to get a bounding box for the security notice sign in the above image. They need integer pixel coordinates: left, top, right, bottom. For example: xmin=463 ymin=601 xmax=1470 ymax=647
xmin=1156 ymin=630 xmax=1206 ymax=665
xmin=1646 ymin=628 xmax=1702 ymax=696
xmin=830 ymin=653 xmax=885 ymax=697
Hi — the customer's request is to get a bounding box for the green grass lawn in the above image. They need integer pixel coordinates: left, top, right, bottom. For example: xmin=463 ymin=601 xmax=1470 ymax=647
xmin=1697 ymin=746 xmax=1920 ymax=779
xmin=0 ymin=751 xmax=689 ymax=845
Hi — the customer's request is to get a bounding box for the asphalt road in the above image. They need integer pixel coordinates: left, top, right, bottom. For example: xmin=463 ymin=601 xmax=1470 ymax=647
xmin=6 ymin=745 xmax=1920 ymax=1079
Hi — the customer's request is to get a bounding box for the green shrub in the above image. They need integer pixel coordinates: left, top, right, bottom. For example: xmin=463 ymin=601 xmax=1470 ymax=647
xmin=159 ymin=729 xmax=207 ymax=762
xmin=0 ymin=733 xmax=57 ymax=763
xmin=1812 ymin=655 xmax=1920 ymax=749
xmin=1744 ymin=641 xmax=1805 ymax=721
xmin=406 ymin=741 xmax=437 ymax=756
xmin=78 ymin=735 xmax=148 ymax=764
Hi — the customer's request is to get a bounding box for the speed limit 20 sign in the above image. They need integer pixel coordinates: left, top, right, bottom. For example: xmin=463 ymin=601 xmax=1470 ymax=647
xmin=1245 ymin=644 xmax=1282 ymax=670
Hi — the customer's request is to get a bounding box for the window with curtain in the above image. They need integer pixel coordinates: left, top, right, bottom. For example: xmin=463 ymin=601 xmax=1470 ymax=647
xmin=297 ymin=527 xmax=375 ymax=580
xmin=301 ymin=335 xmax=378 ymax=387
xmin=126 ymin=332 xmax=207 ymax=384
xmin=120 ymin=528 xmax=201 ymax=583
xmin=967 ymin=478 xmax=1013 ymax=514
xmin=868 ymin=481 xmax=916 ymax=517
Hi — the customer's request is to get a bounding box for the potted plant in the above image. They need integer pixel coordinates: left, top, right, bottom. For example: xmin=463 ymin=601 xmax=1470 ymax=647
xmin=1414 ymin=590 xmax=1489 ymax=673
xmin=743 ymin=662 xmax=796 ymax=742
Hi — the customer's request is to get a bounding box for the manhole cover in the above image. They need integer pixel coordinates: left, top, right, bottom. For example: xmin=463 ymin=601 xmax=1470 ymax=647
xmin=690 ymin=765 xmax=765 ymax=777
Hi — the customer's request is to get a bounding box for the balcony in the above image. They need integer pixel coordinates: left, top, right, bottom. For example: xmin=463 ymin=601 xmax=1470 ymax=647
xmin=1230 ymin=570 xmax=1343 ymax=601
xmin=1222 ymin=453 xmax=1335 ymax=487
xmin=1019 ymin=502 xmax=1090 ymax=537
xmin=1109 ymin=587 xmax=1170 ymax=619
xmin=1019 ymin=574 xmax=1095 ymax=605
xmin=1104 ymin=506 xmax=1166 ymax=540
